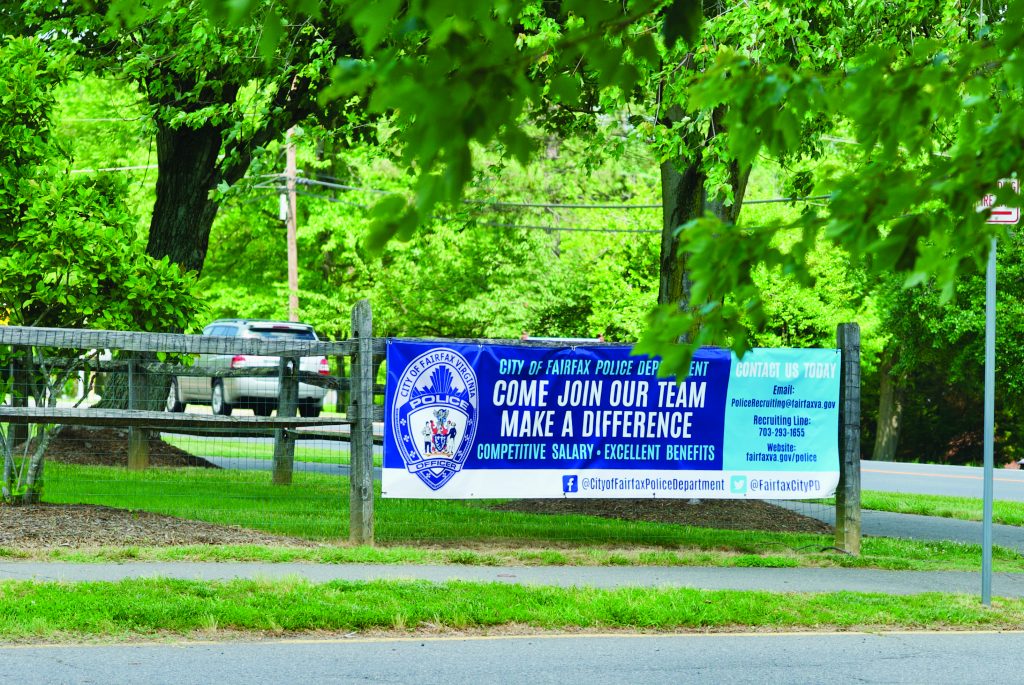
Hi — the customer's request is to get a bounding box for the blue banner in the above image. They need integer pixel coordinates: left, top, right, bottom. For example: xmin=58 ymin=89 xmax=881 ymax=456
xmin=383 ymin=340 xmax=840 ymax=499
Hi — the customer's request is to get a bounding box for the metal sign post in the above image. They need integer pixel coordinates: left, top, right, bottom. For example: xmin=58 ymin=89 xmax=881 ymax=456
xmin=982 ymin=237 xmax=996 ymax=606
xmin=977 ymin=178 xmax=1019 ymax=605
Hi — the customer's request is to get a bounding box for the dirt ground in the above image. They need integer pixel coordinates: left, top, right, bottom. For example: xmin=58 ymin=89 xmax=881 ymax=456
xmin=494 ymin=498 xmax=831 ymax=534
xmin=0 ymin=427 xmax=831 ymax=549
xmin=0 ymin=504 xmax=318 ymax=549
xmin=16 ymin=425 xmax=219 ymax=469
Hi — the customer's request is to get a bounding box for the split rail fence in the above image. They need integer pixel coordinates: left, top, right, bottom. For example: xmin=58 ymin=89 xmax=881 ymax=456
xmin=1 ymin=303 xmax=860 ymax=552
xmin=0 ymin=301 xmax=379 ymax=543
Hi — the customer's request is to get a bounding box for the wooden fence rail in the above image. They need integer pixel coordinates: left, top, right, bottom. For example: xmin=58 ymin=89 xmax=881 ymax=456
xmin=0 ymin=301 xmax=378 ymax=544
xmin=0 ymin=326 xmax=356 ymax=357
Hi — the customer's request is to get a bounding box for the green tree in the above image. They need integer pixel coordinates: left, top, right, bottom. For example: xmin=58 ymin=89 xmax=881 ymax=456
xmin=870 ymin=236 xmax=1024 ymax=465
xmin=0 ymin=37 xmax=203 ymax=502
xmin=188 ymin=0 xmax=1010 ymax=375
xmin=196 ymin=126 xmax=662 ymax=341
xmin=18 ymin=0 xmax=351 ymax=279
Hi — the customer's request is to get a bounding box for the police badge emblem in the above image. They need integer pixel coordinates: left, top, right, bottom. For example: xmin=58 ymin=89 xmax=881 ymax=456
xmin=392 ymin=347 xmax=478 ymax=490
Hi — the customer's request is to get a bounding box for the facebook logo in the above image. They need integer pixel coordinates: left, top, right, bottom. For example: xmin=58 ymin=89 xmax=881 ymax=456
xmin=562 ymin=475 xmax=578 ymax=493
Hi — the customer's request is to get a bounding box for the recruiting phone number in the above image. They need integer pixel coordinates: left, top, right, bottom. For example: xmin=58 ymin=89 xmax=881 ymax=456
xmin=758 ymin=427 xmax=806 ymax=437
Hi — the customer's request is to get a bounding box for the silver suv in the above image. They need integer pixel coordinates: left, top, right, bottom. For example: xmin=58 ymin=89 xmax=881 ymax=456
xmin=166 ymin=319 xmax=329 ymax=417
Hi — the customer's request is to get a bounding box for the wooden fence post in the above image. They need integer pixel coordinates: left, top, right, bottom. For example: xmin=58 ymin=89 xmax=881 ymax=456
xmin=349 ymin=299 xmax=375 ymax=545
xmin=272 ymin=356 xmax=299 ymax=485
xmin=835 ymin=323 xmax=862 ymax=555
xmin=126 ymin=355 xmax=149 ymax=470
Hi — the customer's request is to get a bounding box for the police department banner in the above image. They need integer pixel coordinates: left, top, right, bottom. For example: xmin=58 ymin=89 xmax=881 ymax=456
xmin=382 ymin=340 xmax=841 ymax=499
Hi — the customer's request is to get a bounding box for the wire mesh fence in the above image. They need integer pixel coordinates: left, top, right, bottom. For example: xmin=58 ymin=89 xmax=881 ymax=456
xmin=1 ymin=320 xmax=855 ymax=551
xmin=0 ymin=322 xmax=373 ymax=544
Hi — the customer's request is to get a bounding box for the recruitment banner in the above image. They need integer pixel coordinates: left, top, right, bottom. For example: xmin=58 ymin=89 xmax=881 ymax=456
xmin=382 ymin=340 xmax=841 ymax=499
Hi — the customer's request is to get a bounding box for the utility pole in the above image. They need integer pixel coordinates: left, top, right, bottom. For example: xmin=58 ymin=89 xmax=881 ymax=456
xmin=285 ymin=126 xmax=300 ymax=322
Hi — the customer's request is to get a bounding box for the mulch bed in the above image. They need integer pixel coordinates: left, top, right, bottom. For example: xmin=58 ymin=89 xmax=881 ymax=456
xmin=0 ymin=503 xmax=316 ymax=549
xmin=492 ymin=498 xmax=832 ymax=534
xmin=15 ymin=426 xmax=219 ymax=469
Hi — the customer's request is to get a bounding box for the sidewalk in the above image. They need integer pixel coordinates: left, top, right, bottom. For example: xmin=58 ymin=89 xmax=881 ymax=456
xmin=1 ymin=561 xmax=1022 ymax=598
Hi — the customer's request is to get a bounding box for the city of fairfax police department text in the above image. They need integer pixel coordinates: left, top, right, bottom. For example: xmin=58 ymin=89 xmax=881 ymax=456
xmin=475 ymin=354 xmax=837 ymax=465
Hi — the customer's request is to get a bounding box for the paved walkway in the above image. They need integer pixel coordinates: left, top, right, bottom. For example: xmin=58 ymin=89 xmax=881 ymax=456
xmin=2 ymin=502 xmax=1021 ymax=598
xmin=0 ymin=561 xmax=1020 ymax=598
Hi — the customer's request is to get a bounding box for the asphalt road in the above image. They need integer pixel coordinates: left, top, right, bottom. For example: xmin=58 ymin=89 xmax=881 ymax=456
xmin=772 ymin=498 xmax=1024 ymax=552
xmin=5 ymin=632 xmax=1023 ymax=685
xmin=862 ymin=459 xmax=1024 ymax=501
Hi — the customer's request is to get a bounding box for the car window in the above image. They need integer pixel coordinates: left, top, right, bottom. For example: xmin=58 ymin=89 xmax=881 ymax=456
xmin=246 ymin=326 xmax=316 ymax=341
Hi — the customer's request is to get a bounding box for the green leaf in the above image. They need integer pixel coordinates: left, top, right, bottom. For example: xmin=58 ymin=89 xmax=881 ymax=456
xmin=662 ymin=0 xmax=702 ymax=50
xmin=629 ymin=33 xmax=661 ymax=68
xmin=258 ymin=8 xmax=284 ymax=62
xmin=548 ymin=73 xmax=582 ymax=105
xmin=365 ymin=195 xmax=413 ymax=252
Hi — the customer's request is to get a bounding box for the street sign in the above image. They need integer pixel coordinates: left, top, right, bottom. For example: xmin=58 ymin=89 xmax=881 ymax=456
xmin=977 ymin=178 xmax=1020 ymax=224
xmin=975 ymin=175 xmax=1019 ymax=604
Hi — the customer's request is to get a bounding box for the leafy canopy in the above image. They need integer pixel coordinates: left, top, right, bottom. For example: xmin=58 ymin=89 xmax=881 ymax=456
xmin=89 ymin=1 xmax=1024 ymax=375
xmin=0 ymin=37 xmax=203 ymax=331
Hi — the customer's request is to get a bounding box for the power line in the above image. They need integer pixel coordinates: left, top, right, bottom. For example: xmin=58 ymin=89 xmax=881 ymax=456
xmin=471 ymin=199 xmax=660 ymax=210
xmin=258 ymin=185 xmax=654 ymax=233
xmin=295 ymin=189 xmax=366 ymax=208
xmin=296 ymin=177 xmax=389 ymax=195
xmin=69 ymin=164 xmax=158 ymax=174
xmin=289 ymin=173 xmax=833 ymax=209
xmin=295 ymin=171 xmax=664 ymax=208
xmin=479 ymin=222 xmax=659 ymax=234
xmin=63 ymin=117 xmax=147 ymax=123
xmin=256 ymin=185 xmax=823 ymax=235
xmin=66 ymin=163 xmax=833 ymax=212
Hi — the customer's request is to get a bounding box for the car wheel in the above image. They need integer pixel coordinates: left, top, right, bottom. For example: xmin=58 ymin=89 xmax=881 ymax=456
xmin=166 ymin=379 xmax=185 ymax=413
xmin=298 ymin=401 xmax=321 ymax=418
xmin=211 ymin=381 xmax=233 ymax=416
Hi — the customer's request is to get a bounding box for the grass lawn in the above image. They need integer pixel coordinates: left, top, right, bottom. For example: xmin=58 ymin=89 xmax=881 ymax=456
xmin=857 ymin=491 xmax=1024 ymax=527
xmin=18 ymin=462 xmax=1024 ymax=573
xmin=1 ymin=578 xmax=1023 ymax=641
xmin=159 ymin=434 xmax=384 ymax=466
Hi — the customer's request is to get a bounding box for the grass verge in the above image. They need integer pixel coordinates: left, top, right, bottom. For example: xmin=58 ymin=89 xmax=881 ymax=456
xmin=27 ymin=463 xmax=1024 ymax=573
xmin=857 ymin=491 xmax=1024 ymax=527
xmin=1 ymin=579 xmax=1022 ymax=641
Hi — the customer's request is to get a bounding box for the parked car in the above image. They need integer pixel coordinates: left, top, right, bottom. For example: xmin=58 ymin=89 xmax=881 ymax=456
xmin=166 ymin=319 xmax=329 ymax=417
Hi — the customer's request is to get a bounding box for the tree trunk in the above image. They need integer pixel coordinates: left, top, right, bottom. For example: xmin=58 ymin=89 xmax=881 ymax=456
xmin=872 ymin=352 xmax=904 ymax=461
xmin=658 ymin=102 xmax=750 ymax=310
xmin=146 ymin=121 xmax=226 ymax=275
xmin=658 ymin=158 xmax=751 ymax=306
xmin=94 ymin=356 xmax=170 ymax=414
xmin=2 ymin=425 xmax=12 ymax=501
xmin=95 ymin=123 xmax=229 ymax=411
